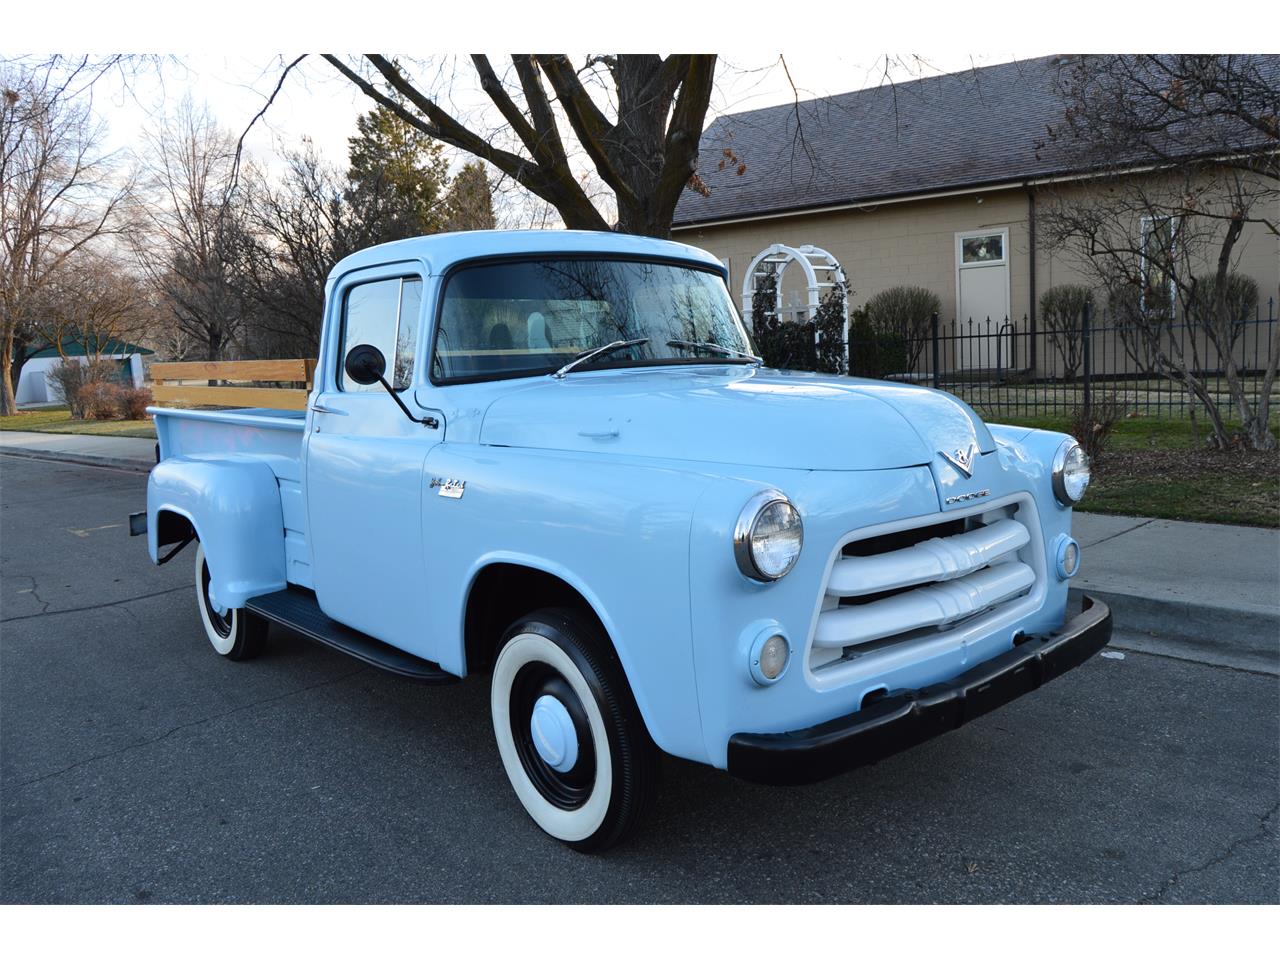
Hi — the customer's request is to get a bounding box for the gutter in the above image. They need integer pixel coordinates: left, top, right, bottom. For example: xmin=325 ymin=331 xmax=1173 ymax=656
xmin=670 ymin=147 xmax=1279 ymax=233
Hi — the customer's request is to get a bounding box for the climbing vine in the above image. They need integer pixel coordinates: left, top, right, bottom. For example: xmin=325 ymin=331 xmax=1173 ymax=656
xmin=751 ymin=269 xmax=848 ymax=374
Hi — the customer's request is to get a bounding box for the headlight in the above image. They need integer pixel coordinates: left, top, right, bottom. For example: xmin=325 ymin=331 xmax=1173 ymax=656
xmin=1052 ymin=439 xmax=1091 ymax=505
xmin=734 ymin=490 xmax=803 ymax=582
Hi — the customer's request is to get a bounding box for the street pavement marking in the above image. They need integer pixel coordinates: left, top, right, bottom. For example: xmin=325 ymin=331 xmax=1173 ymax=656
xmin=66 ymin=523 xmax=122 ymax=538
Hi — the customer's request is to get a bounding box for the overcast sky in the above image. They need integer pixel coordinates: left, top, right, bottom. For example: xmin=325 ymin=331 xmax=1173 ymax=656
xmin=94 ymin=54 xmax=1032 ymax=181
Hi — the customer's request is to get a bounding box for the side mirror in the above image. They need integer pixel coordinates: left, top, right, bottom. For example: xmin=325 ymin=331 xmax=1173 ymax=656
xmin=336 ymin=343 xmax=439 ymax=430
xmin=344 ymin=344 xmax=386 ymax=386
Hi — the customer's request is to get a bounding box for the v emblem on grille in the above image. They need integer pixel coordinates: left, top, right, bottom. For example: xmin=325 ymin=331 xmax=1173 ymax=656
xmin=940 ymin=443 xmax=979 ymax=479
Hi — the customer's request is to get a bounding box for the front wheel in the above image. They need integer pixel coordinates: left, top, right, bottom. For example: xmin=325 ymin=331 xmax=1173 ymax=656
xmin=491 ymin=608 xmax=658 ymax=851
xmin=194 ymin=543 xmax=266 ymax=661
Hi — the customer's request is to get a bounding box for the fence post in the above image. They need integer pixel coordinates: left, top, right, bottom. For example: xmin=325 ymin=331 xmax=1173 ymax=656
xmin=931 ymin=312 xmax=940 ymax=389
xmin=1082 ymin=301 xmax=1092 ymax=420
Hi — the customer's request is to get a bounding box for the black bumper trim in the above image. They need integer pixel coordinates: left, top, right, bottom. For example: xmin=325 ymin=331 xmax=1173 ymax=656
xmin=727 ymin=595 xmax=1113 ymax=786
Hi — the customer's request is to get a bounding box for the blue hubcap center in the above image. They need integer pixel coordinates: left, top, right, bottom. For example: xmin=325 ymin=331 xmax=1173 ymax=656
xmin=530 ymin=695 xmax=579 ymax=773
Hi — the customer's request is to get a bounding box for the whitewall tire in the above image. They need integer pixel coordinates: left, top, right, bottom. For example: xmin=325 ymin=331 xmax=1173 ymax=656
xmin=491 ymin=608 xmax=658 ymax=851
xmin=194 ymin=543 xmax=266 ymax=661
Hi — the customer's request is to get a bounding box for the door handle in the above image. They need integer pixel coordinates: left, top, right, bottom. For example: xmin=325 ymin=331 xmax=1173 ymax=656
xmin=309 ymin=403 xmax=346 ymax=416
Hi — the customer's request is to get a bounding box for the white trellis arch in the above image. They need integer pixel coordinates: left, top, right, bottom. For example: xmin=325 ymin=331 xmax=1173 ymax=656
xmin=741 ymin=244 xmax=849 ymax=370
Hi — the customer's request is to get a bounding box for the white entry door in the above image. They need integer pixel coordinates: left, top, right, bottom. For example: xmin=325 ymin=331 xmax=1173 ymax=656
xmin=955 ymin=228 xmax=1010 ymax=369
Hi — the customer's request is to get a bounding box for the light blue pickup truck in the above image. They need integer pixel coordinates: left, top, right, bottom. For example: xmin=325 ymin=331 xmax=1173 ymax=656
xmin=134 ymin=230 xmax=1110 ymax=850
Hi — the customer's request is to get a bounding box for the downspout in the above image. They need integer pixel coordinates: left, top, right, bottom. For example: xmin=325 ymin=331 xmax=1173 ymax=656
xmin=1026 ymin=182 xmax=1038 ymax=375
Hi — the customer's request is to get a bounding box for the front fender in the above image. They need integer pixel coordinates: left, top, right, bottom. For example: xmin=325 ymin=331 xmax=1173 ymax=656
xmin=420 ymin=444 xmax=713 ymax=764
xmin=147 ymin=456 xmax=286 ymax=610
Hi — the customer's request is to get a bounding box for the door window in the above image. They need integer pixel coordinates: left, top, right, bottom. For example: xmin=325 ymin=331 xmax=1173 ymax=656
xmin=338 ymin=276 xmax=422 ymax=391
xmin=960 ymin=234 xmax=1005 ymax=265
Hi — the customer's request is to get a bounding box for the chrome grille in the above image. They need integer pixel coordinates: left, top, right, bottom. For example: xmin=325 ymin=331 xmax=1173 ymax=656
xmin=810 ymin=499 xmax=1041 ymax=673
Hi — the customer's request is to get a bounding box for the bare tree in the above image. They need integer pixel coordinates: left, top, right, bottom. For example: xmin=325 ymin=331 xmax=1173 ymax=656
xmin=231 ymin=143 xmax=355 ymax=358
xmin=1040 ymin=54 xmax=1279 ymax=450
xmin=133 ymin=98 xmax=245 ymax=361
xmin=32 ymin=249 xmax=152 ymax=360
xmin=319 ymin=55 xmax=716 ymax=238
xmin=1 ymin=58 xmax=132 ymax=414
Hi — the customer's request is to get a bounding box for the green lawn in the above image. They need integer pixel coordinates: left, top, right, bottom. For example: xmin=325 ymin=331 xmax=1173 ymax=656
xmin=0 ymin=406 xmax=157 ymax=439
xmin=993 ymin=414 xmax=1279 ymax=527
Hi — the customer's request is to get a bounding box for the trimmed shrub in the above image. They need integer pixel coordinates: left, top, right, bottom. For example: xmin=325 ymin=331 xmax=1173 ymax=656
xmin=1039 ymin=284 xmax=1094 ymax=381
xmin=48 ymin=359 xmax=118 ymax=419
xmin=1107 ymin=282 xmax=1162 ymax=373
xmin=120 ymin=386 xmax=154 ymax=420
xmin=1187 ymin=272 xmax=1258 ymax=347
xmin=847 ymin=305 xmax=909 ymax=380
xmin=864 ymin=286 xmax=940 ymax=373
xmin=79 ymin=381 xmax=124 ymax=420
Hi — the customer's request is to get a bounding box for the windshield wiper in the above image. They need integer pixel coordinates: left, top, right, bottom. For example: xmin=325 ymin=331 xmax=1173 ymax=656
xmin=666 ymin=339 xmax=763 ymax=365
xmin=551 ymin=338 xmax=650 ymax=379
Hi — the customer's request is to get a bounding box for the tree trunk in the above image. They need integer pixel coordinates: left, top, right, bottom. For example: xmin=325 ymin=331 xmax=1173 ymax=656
xmin=0 ymin=334 xmax=16 ymax=416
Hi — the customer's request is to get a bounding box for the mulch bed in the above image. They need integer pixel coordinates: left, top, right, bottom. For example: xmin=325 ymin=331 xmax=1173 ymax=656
xmin=1090 ymin=446 xmax=1280 ymax=526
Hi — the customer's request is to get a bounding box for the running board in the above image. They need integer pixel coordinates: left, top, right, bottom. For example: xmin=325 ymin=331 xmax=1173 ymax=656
xmin=245 ymin=587 xmax=457 ymax=683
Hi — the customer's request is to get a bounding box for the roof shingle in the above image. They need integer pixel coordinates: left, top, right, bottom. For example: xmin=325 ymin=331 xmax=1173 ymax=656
xmin=673 ymin=55 xmax=1276 ymax=226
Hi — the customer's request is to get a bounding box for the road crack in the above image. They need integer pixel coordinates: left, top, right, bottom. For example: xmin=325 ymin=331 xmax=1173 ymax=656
xmin=1142 ymin=800 xmax=1279 ymax=903
xmin=13 ymin=574 xmax=51 ymax=614
xmin=13 ymin=666 xmax=369 ymax=788
xmin=0 ymin=583 xmax=193 ymax=624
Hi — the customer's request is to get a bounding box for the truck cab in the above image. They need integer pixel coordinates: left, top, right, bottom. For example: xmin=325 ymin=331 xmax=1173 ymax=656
xmin=139 ymin=229 xmax=1110 ymax=850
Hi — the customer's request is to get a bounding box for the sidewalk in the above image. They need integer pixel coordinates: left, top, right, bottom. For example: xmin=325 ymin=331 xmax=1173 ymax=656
xmin=2 ymin=430 xmax=1276 ymax=670
xmin=1071 ymin=513 xmax=1279 ymax=673
xmin=0 ymin=430 xmax=156 ymax=472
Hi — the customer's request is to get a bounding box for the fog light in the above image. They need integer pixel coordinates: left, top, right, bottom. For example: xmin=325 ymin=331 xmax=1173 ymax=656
xmin=1055 ymin=534 xmax=1081 ymax=579
xmin=749 ymin=629 xmax=791 ymax=685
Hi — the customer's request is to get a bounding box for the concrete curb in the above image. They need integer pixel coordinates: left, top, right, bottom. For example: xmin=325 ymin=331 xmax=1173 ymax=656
xmin=1070 ymin=586 xmax=1279 ymax=673
xmin=0 ymin=445 xmax=153 ymax=474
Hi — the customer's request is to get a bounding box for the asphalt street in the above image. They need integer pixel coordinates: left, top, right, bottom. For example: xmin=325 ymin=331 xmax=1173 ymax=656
xmin=1 ymin=454 xmax=1276 ymax=904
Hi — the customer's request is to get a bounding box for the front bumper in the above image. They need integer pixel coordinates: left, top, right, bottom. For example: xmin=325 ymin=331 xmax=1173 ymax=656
xmin=727 ymin=595 xmax=1112 ymax=786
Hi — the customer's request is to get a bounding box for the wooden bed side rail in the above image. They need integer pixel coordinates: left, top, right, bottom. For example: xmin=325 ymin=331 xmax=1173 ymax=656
xmin=149 ymin=359 xmax=317 ymax=411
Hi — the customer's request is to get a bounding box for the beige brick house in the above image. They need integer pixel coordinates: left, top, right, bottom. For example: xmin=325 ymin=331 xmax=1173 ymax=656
xmin=672 ymin=56 xmax=1279 ymax=373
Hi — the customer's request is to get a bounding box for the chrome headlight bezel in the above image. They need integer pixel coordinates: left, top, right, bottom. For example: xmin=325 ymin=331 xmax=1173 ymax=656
xmin=734 ymin=490 xmax=804 ymax=582
xmin=1052 ymin=439 xmax=1091 ymax=505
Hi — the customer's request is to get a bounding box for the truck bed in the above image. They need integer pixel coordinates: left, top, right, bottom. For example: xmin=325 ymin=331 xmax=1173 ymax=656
xmin=151 ymin=406 xmax=311 ymax=587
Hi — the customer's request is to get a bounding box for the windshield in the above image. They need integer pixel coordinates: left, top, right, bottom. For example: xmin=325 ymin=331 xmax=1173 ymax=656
xmin=430 ymin=257 xmax=754 ymax=382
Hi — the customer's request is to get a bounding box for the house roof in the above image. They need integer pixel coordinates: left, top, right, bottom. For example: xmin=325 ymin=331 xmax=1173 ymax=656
xmin=27 ymin=336 xmax=154 ymax=359
xmin=673 ymin=54 xmax=1279 ymax=227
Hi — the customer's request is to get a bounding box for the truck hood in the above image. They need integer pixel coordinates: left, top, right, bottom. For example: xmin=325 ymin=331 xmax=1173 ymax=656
xmin=478 ymin=367 xmax=994 ymax=471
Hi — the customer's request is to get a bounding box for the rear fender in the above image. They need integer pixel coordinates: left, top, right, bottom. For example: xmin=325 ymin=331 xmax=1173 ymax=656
xmin=147 ymin=456 xmax=286 ymax=610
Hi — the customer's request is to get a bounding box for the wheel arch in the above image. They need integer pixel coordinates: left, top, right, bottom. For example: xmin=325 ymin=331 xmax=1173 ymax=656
xmin=463 ymin=558 xmax=611 ymax=677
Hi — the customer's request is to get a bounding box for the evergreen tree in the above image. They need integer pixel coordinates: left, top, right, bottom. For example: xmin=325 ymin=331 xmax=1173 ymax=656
xmin=345 ymin=104 xmax=449 ymax=244
xmin=443 ymin=161 xmax=496 ymax=232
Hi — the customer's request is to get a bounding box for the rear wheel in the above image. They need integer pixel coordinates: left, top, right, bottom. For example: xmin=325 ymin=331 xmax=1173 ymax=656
xmin=491 ymin=608 xmax=658 ymax=851
xmin=194 ymin=543 xmax=266 ymax=661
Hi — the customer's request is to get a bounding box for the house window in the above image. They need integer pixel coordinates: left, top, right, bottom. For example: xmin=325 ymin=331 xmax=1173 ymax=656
xmin=1140 ymin=217 xmax=1178 ymax=319
xmin=338 ymin=276 xmax=422 ymax=392
xmin=960 ymin=233 xmax=1005 ymax=264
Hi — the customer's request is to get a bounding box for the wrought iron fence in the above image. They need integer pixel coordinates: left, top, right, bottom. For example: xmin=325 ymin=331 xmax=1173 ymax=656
xmin=845 ymin=297 xmax=1278 ymax=421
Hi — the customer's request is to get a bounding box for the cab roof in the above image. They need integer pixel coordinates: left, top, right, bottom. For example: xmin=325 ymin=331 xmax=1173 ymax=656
xmin=327 ymin=229 xmax=725 ymax=282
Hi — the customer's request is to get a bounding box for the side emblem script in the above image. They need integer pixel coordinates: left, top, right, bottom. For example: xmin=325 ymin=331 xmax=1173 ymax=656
xmin=431 ymin=478 xmax=466 ymax=499
xmin=939 ymin=443 xmax=979 ymax=479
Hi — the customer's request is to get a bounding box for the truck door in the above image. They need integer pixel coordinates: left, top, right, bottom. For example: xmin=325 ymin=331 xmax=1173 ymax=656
xmin=304 ymin=265 xmax=442 ymax=657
